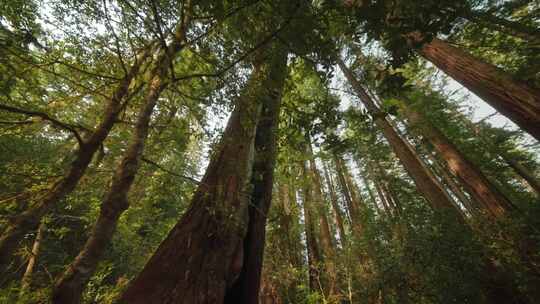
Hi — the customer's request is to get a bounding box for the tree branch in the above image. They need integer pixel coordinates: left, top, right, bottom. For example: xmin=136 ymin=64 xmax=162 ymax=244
xmin=0 ymin=104 xmax=85 ymax=146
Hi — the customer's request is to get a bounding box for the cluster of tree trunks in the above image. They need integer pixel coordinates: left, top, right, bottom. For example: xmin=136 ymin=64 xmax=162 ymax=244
xmin=51 ymin=7 xmax=193 ymax=303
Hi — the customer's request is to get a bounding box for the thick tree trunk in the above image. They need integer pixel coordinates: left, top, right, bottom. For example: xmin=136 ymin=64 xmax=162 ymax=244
xmin=224 ymin=47 xmax=287 ymax=304
xmin=118 ymin=49 xmax=282 ymax=304
xmin=338 ymin=59 xmax=462 ymax=217
xmin=322 ymin=161 xmax=347 ymax=246
xmin=0 ymin=44 xmax=152 ymax=272
xmin=409 ymin=34 xmax=540 ymax=140
xmin=402 ymin=105 xmax=515 ymax=218
xmin=52 ymin=10 xmax=192 ymax=304
xmin=19 ymin=220 xmax=45 ymax=295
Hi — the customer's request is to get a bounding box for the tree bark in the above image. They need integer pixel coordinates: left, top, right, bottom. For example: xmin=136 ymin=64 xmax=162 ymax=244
xmin=502 ymin=155 xmax=540 ymax=196
xmin=224 ymin=47 xmax=288 ymax=304
xmin=333 ymin=155 xmax=355 ymax=225
xmin=300 ymin=160 xmax=323 ymax=292
xmin=402 ymin=104 xmax=515 ymax=218
xmin=408 ymin=33 xmax=540 ymax=141
xmin=0 ymin=43 xmax=153 ymax=273
xmin=306 ymin=143 xmax=338 ymax=300
xmin=339 ymin=59 xmax=462 ymax=217
xmin=19 ymin=220 xmax=45 ymax=295
xmin=424 ymin=152 xmax=478 ymax=216
xmin=322 ymin=161 xmax=348 ymax=247
xmin=118 ymin=48 xmax=281 ymax=304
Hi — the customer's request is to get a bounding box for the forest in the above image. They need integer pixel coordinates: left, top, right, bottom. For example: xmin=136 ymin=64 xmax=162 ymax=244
xmin=0 ymin=0 xmax=539 ymax=303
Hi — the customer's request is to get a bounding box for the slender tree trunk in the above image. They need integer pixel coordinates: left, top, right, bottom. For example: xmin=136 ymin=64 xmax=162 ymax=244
xmin=373 ymin=178 xmax=393 ymax=217
xmin=224 ymin=47 xmax=288 ymax=304
xmin=342 ymin=159 xmax=364 ymax=214
xmin=424 ymin=152 xmax=478 ymax=216
xmin=19 ymin=220 xmax=45 ymax=295
xmin=336 ymin=157 xmax=363 ymax=221
xmin=300 ymin=160 xmax=323 ymax=292
xmin=306 ymin=143 xmax=338 ymax=300
xmin=338 ymin=59 xmax=461 ymax=217
xmin=52 ymin=9 xmax=192 ymax=303
xmin=322 ymin=161 xmax=347 ymax=246
xmin=464 ymin=10 xmax=540 ymax=43
xmin=333 ymin=155 xmax=354 ymax=225
xmin=0 ymin=44 xmax=152 ymax=272
xmin=118 ymin=48 xmax=282 ymax=304
xmin=407 ymin=33 xmax=540 ymax=140
xmin=502 ymin=155 xmax=540 ymax=196
xmin=402 ymin=104 xmax=515 ymax=217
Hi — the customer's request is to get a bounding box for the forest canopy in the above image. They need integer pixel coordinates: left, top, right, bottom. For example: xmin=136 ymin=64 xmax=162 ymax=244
xmin=0 ymin=0 xmax=539 ymax=303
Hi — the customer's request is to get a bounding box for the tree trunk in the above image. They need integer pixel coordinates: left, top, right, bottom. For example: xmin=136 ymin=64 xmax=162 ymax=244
xmin=300 ymin=160 xmax=323 ymax=293
xmin=117 ymin=48 xmax=281 ymax=304
xmin=52 ymin=9 xmax=193 ymax=303
xmin=502 ymin=155 xmax=540 ymax=196
xmin=224 ymin=47 xmax=288 ymax=304
xmin=0 ymin=43 xmax=153 ymax=273
xmin=424 ymin=152 xmax=478 ymax=216
xmin=333 ymin=155 xmax=354 ymax=225
xmin=306 ymin=143 xmax=338 ymax=300
xmin=408 ymin=33 xmax=540 ymax=140
xmin=19 ymin=220 xmax=45 ymax=295
xmin=338 ymin=59 xmax=461 ymax=217
xmin=402 ymin=104 xmax=515 ymax=218
xmin=322 ymin=161 xmax=347 ymax=247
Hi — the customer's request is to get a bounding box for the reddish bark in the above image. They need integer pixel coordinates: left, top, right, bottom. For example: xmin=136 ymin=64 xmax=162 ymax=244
xmin=403 ymin=105 xmax=515 ymax=218
xmin=118 ymin=49 xmax=283 ymax=304
xmin=322 ymin=161 xmax=347 ymax=246
xmin=338 ymin=59 xmax=461 ymax=217
xmin=300 ymin=160 xmax=323 ymax=292
xmin=409 ymin=34 xmax=540 ymax=141
xmin=224 ymin=47 xmax=287 ymax=304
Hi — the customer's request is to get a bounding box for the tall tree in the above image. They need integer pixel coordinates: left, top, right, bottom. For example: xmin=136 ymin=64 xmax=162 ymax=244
xmin=118 ymin=45 xmax=286 ymax=304
xmin=0 ymin=47 xmax=152 ymax=272
xmin=399 ymin=101 xmax=515 ymax=218
xmin=51 ymin=6 xmax=193 ymax=302
xmin=338 ymin=59 xmax=460 ymax=216
xmin=407 ymin=34 xmax=540 ymax=140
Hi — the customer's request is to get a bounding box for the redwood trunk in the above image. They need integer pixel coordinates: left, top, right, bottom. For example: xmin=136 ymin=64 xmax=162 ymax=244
xmin=118 ymin=53 xmax=278 ymax=304
xmin=224 ymin=47 xmax=287 ymax=304
xmin=301 ymin=160 xmax=323 ymax=292
xmin=425 ymin=152 xmax=478 ymax=216
xmin=0 ymin=45 xmax=152 ymax=272
xmin=410 ymin=34 xmax=540 ymax=140
xmin=403 ymin=105 xmax=515 ymax=218
xmin=322 ymin=161 xmax=347 ymax=246
xmin=338 ymin=59 xmax=461 ymax=216
xmin=307 ymin=144 xmax=338 ymax=300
